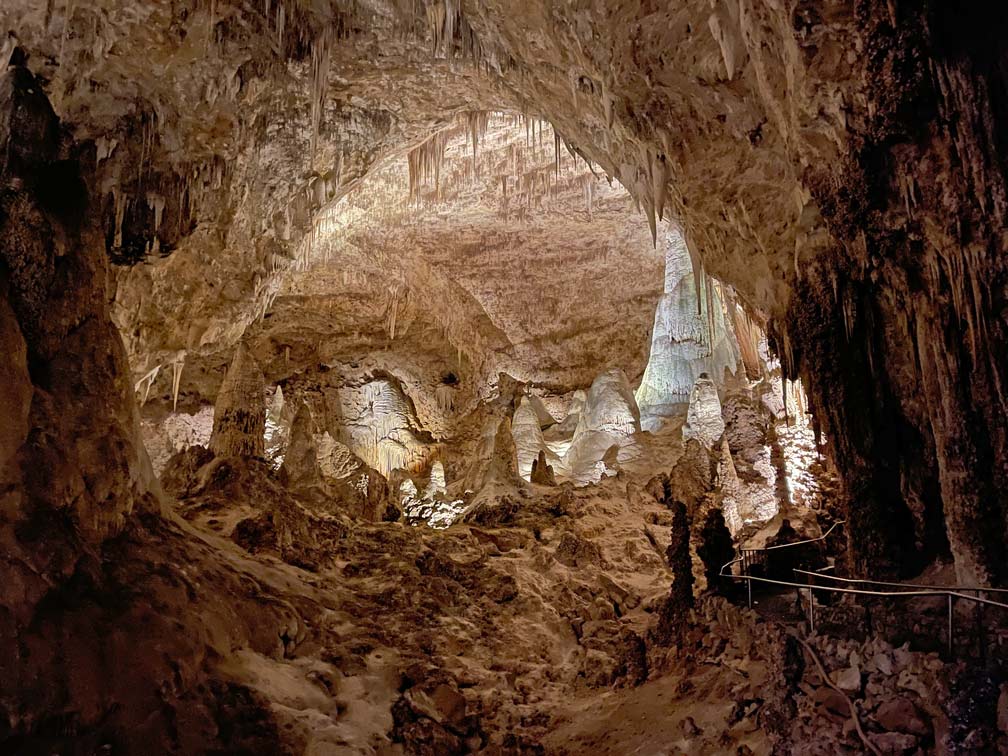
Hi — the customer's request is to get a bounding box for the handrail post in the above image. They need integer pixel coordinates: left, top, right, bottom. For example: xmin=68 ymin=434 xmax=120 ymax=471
xmin=808 ymin=586 xmax=815 ymax=635
xmin=947 ymin=594 xmax=954 ymax=658
xmin=747 ymin=576 xmax=752 ymax=609
xmin=976 ymin=589 xmax=985 ymax=661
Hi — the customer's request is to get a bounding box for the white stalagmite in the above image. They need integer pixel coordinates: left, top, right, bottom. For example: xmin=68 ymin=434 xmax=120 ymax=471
xmin=682 ymin=374 xmax=725 ymax=449
xmin=560 ymin=369 xmax=641 ymax=485
xmin=635 ymin=225 xmax=740 ymax=431
xmin=511 ymin=397 xmax=562 ymax=481
xmin=423 ymin=460 xmax=447 ymax=499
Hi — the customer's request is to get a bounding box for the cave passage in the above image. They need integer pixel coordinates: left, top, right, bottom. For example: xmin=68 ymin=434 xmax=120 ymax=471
xmin=1 ymin=2 xmax=1007 ymax=753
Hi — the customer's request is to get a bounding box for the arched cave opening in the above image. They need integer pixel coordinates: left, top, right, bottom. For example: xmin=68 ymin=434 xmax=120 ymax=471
xmin=1 ymin=2 xmax=1007 ymax=753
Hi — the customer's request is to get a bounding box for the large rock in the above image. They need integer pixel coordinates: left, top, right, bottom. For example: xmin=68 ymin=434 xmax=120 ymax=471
xmin=209 ymin=343 xmax=266 ymax=458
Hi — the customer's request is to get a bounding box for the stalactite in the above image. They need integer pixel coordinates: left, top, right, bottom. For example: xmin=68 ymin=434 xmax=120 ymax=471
xmin=135 ymin=365 xmax=160 ymax=406
xmin=309 ymin=29 xmax=331 ymax=165
xmin=171 ymin=353 xmax=185 ymax=412
xmin=465 ymin=111 xmax=490 ymax=173
xmin=407 ymin=129 xmax=449 ymax=201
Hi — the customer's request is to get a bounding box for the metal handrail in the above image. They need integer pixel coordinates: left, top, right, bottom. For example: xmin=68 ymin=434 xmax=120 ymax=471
xmin=761 ymin=519 xmax=847 ymax=551
xmin=792 ymin=568 xmax=1008 ymax=594
xmin=721 ymin=519 xmax=846 ymax=578
xmin=721 ymin=569 xmax=1008 ymax=655
xmin=717 ymin=519 xmax=1008 ymax=656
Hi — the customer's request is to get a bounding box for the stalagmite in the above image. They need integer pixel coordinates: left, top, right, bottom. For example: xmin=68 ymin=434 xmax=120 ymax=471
xmin=530 ymin=449 xmax=557 ymax=486
xmin=636 ymin=225 xmax=740 ymax=430
xmin=682 ymin=374 xmax=725 ymax=449
xmin=280 ymin=400 xmax=321 ymax=489
xmin=208 ymin=343 xmax=266 ymax=458
xmin=463 ymin=416 xmax=521 ymax=493
xmin=562 ymin=369 xmax=641 ymax=484
xmin=423 ymin=459 xmax=447 ymax=499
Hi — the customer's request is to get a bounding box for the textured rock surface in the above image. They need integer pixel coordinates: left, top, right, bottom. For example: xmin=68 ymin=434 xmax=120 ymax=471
xmin=279 ymin=400 xmax=322 ymax=489
xmin=683 ymin=375 xmax=726 ymax=450
xmin=2 ymin=2 xmax=1008 ymax=754
xmin=209 ymin=343 xmax=266 ymax=458
xmin=636 ymin=226 xmax=740 ymax=430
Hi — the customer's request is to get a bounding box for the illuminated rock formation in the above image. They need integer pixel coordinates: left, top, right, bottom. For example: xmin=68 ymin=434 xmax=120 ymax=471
xmin=636 ymin=227 xmax=740 ymax=431
xmin=343 ymin=378 xmax=431 ymax=476
xmin=512 ymin=396 xmax=561 ymax=481
xmin=682 ymin=375 xmax=726 ymax=450
xmin=562 ymin=369 xmax=641 ymax=484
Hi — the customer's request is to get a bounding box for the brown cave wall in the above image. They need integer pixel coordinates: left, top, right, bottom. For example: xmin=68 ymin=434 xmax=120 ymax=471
xmin=0 ymin=63 xmax=156 ymax=542
xmin=0 ymin=60 xmax=163 ymax=725
xmin=782 ymin=1 xmax=1008 ymax=584
xmin=0 ymin=63 xmax=314 ymax=754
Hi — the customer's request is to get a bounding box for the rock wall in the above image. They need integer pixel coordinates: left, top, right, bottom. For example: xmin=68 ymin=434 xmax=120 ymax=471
xmin=778 ymin=4 xmax=1008 ymax=584
xmin=0 ymin=61 xmax=161 ymax=739
xmin=0 ymin=63 xmax=156 ymax=545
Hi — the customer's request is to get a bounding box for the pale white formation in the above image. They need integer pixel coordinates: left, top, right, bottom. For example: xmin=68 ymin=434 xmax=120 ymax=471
xmin=403 ymin=461 xmax=465 ymax=529
xmin=560 ymin=368 xmax=641 ymax=485
xmin=142 ymin=406 xmax=214 ymax=476
xmin=343 ymin=378 xmax=430 ymax=476
xmin=511 ymin=397 xmax=561 ymax=481
xmin=719 ymin=437 xmax=779 ymax=536
xmin=543 ymin=389 xmax=585 ymax=459
xmin=264 ymin=385 xmax=292 ymax=467
xmin=635 ymin=226 xmax=739 ymax=431
xmin=423 ymin=460 xmax=447 ymax=498
xmin=682 ymin=374 xmax=725 ymax=449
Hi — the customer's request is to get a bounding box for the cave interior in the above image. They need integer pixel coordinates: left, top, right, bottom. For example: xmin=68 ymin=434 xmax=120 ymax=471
xmin=1 ymin=1 xmax=1007 ymax=753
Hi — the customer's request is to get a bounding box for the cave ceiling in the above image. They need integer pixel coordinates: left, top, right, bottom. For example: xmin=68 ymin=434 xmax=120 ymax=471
xmin=0 ymin=0 xmax=845 ymax=397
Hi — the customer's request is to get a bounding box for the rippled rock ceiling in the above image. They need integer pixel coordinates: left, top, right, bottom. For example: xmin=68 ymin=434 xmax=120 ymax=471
xmin=1 ymin=0 xmax=1007 ymax=752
